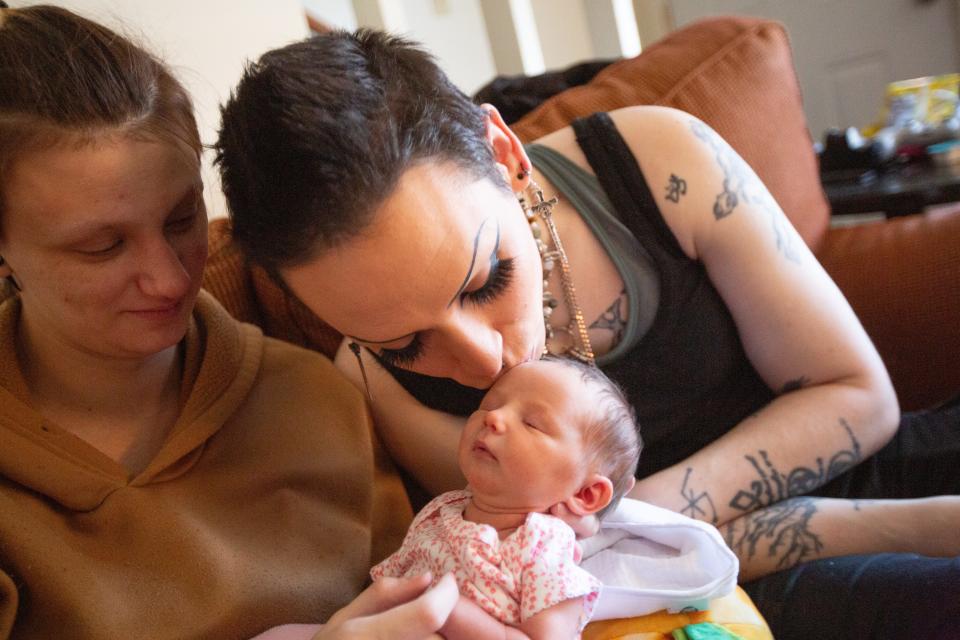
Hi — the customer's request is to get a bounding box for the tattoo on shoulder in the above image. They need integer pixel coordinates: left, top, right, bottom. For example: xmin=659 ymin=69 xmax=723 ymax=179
xmin=780 ymin=376 xmax=811 ymax=394
xmin=680 ymin=467 xmax=718 ymax=524
xmin=589 ymin=288 xmax=627 ymax=345
xmin=688 ymin=120 xmax=802 ymax=264
xmin=723 ymin=497 xmax=824 ymax=571
xmin=665 ymin=173 xmax=687 ymax=203
xmin=729 ymin=418 xmax=863 ymax=513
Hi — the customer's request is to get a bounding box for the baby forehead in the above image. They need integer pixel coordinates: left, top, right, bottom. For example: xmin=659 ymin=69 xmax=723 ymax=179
xmin=488 ymin=359 xmax=603 ymax=414
xmin=495 ymin=358 xmax=586 ymax=389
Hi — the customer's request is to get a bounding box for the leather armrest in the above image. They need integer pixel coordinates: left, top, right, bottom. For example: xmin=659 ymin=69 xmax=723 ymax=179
xmin=816 ymin=206 xmax=960 ymax=410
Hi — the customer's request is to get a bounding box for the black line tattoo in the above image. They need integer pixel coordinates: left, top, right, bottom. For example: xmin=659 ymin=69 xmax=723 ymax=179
xmin=665 ymin=173 xmax=687 ymax=203
xmin=780 ymin=376 xmax=811 ymax=394
xmin=729 ymin=418 xmax=862 ymax=512
xmin=589 ymin=288 xmax=627 ymax=345
xmin=723 ymin=497 xmax=824 ymax=570
xmin=680 ymin=467 xmax=718 ymax=524
xmin=689 ymin=120 xmax=801 ymax=264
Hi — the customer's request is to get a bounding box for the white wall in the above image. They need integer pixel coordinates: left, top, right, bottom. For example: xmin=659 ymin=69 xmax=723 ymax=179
xmin=9 ymin=0 xmax=308 ymax=219
xmin=669 ymin=0 xmax=960 ymax=138
xmin=631 ymin=0 xmax=673 ymax=49
xmin=303 ymin=0 xmax=357 ymax=30
xmin=338 ymin=0 xmax=642 ymax=89
xmin=339 ymin=0 xmax=498 ymax=95
xmin=531 ymin=0 xmax=593 ymax=71
xmin=401 ymin=0 xmax=498 ymax=95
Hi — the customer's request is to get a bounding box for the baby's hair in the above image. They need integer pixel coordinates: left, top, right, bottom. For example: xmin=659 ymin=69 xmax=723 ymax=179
xmin=544 ymin=356 xmax=641 ymax=518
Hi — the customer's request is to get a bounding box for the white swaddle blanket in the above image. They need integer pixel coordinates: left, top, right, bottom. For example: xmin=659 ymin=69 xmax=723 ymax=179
xmin=579 ymin=498 xmax=739 ymax=620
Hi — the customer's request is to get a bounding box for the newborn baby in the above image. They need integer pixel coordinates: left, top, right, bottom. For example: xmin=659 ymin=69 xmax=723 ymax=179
xmin=372 ymin=357 xmax=641 ymax=639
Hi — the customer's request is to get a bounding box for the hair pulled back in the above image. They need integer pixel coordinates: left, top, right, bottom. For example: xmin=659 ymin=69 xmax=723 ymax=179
xmin=216 ymin=29 xmax=505 ymax=273
xmin=0 ymin=4 xmax=200 ymax=228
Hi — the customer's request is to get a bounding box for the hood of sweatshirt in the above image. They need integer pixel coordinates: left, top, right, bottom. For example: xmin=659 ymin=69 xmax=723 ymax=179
xmin=0 ymin=291 xmax=263 ymax=511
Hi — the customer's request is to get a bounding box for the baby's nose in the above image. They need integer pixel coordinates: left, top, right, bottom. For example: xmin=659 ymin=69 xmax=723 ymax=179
xmin=483 ymin=410 xmax=507 ymax=433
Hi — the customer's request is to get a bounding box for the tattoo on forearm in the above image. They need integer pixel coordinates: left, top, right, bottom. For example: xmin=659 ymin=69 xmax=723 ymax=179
xmin=723 ymin=497 xmax=824 ymax=570
xmin=780 ymin=376 xmax=811 ymax=394
xmin=689 ymin=120 xmax=801 ymax=264
xmin=665 ymin=173 xmax=687 ymax=203
xmin=729 ymin=418 xmax=863 ymax=512
xmin=680 ymin=467 xmax=718 ymax=524
xmin=589 ymin=289 xmax=627 ymax=345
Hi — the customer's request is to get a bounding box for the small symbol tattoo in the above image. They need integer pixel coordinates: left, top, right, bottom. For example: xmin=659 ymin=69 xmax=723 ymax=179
xmin=665 ymin=174 xmax=687 ymax=203
xmin=680 ymin=467 xmax=718 ymax=523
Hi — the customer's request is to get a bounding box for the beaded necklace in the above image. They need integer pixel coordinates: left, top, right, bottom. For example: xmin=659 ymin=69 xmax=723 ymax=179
xmin=520 ymin=181 xmax=595 ymax=366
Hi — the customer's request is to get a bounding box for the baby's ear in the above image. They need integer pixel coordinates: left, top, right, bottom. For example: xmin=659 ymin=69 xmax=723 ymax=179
xmin=567 ymin=474 xmax=614 ymax=516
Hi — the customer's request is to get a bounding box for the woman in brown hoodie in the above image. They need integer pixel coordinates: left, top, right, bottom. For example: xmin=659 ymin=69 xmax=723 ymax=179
xmin=0 ymin=5 xmax=453 ymax=639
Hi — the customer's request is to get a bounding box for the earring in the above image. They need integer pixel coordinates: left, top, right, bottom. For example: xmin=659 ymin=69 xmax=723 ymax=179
xmin=348 ymin=342 xmax=374 ymax=405
xmin=516 ymin=166 xmax=531 ymax=181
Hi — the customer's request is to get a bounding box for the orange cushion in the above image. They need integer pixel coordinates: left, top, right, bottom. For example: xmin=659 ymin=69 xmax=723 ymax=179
xmin=204 ymin=217 xmax=344 ymax=358
xmin=512 ymin=16 xmax=829 ymax=250
xmin=818 ymin=206 xmax=960 ymax=410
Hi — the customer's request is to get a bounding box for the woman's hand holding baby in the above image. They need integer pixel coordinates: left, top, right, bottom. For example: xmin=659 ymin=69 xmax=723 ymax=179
xmin=550 ymin=503 xmax=600 ymax=539
xmin=250 ymin=574 xmax=458 ymax=640
xmin=320 ymin=573 xmax=458 ymax=639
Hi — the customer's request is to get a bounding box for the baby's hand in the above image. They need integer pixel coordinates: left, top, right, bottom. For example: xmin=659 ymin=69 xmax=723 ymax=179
xmin=549 ymin=503 xmax=600 ymax=539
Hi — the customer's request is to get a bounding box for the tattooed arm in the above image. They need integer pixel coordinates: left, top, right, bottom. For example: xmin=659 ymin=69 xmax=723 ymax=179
xmin=722 ymin=496 xmax=960 ymax=580
xmin=604 ymin=106 xmax=899 ymax=526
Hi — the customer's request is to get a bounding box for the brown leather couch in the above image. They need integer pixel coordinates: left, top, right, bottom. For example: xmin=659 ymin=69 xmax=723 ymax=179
xmin=204 ymin=16 xmax=960 ymax=411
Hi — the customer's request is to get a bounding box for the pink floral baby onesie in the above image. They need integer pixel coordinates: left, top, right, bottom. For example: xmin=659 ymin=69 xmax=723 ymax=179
xmin=371 ymin=489 xmax=601 ymax=631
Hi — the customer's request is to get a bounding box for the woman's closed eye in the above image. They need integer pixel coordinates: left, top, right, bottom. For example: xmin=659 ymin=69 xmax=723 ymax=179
xmin=377 ymin=334 xmax=424 ymax=368
xmin=462 ymin=256 xmax=514 ymax=306
xmin=378 ymin=257 xmax=514 ymax=368
xmin=165 ymin=212 xmax=198 ymax=233
xmin=77 ymin=239 xmax=123 ymax=258
xmin=166 ymin=195 xmax=203 ymax=234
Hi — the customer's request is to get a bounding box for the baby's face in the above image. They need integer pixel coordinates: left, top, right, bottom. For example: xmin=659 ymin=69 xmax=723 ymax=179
xmin=459 ymin=360 xmax=594 ymax=512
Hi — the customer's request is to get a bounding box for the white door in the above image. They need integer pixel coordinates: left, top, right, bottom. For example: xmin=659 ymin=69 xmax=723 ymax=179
xmin=668 ymin=0 xmax=960 ymax=140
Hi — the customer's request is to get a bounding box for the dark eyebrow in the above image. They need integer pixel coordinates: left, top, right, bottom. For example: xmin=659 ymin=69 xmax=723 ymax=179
xmin=447 ymin=217 xmax=499 ymax=308
xmin=447 ymin=217 xmax=488 ymax=307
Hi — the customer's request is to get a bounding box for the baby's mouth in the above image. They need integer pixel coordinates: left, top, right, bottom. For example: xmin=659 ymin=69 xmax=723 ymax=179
xmin=472 ymin=440 xmax=497 ymax=461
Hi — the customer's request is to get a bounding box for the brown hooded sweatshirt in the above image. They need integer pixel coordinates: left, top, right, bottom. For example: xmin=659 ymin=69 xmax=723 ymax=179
xmin=0 ymin=291 xmax=411 ymax=639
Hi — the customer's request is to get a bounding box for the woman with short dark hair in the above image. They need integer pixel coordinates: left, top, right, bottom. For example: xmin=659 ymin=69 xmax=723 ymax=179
xmin=217 ymin=29 xmax=960 ymax=638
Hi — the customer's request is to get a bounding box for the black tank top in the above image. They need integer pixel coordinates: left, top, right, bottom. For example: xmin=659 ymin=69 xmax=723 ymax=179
xmin=377 ymin=112 xmax=774 ymax=478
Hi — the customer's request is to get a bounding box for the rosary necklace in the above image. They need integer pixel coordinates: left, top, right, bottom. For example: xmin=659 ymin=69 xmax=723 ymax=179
xmin=520 ymin=181 xmax=595 ymax=366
